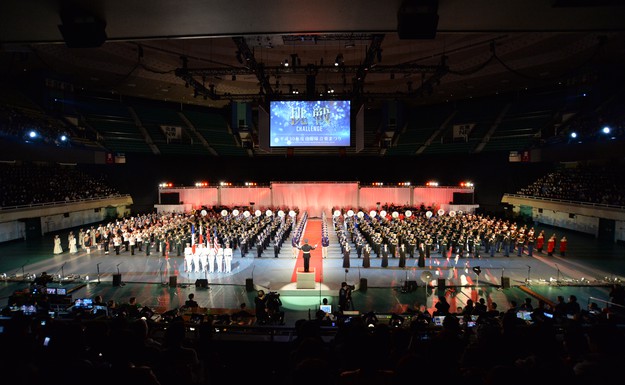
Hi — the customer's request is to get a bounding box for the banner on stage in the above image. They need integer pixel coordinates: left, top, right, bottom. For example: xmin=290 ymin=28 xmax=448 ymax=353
xmin=452 ymin=123 xmax=475 ymax=140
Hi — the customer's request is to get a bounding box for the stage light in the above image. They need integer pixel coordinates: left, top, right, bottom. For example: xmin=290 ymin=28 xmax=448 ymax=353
xmin=602 ymin=126 xmax=611 ymax=134
xmin=570 ymin=132 xmax=577 ymax=138
xmin=28 ymin=130 xmax=38 ymax=138
xmin=60 ymin=135 xmax=67 ymax=141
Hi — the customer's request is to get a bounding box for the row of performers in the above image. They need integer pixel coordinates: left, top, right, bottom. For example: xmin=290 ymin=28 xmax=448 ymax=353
xmin=53 ymin=209 xmax=296 ymax=258
xmin=184 ymin=243 xmax=233 ymax=273
xmin=334 ymin=211 xmax=567 ymax=260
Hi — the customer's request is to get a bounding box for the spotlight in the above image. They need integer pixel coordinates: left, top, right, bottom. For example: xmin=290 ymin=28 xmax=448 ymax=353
xmin=60 ymin=135 xmax=67 ymax=142
xmin=570 ymin=132 xmax=577 ymax=138
xmin=602 ymin=126 xmax=611 ymax=134
xmin=29 ymin=130 xmax=37 ymax=138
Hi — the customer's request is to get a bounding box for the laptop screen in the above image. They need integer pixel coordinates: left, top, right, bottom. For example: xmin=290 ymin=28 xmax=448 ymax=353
xmin=516 ymin=311 xmax=532 ymax=321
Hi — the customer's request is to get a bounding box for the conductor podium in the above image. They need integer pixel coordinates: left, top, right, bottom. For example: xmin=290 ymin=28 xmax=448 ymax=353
xmin=296 ymin=267 xmax=316 ymax=289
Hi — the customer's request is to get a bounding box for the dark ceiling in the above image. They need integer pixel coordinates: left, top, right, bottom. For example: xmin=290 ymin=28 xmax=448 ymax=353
xmin=1 ymin=0 xmax=625 ymax=108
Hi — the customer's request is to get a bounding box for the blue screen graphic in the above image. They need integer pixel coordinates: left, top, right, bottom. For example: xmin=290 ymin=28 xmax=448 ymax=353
xmin=270 ymin=100 xmax=351 ymax=147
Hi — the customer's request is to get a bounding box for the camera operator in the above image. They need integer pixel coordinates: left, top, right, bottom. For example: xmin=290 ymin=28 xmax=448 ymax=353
xmin=254 ymin=290 xmax=268 ymax=325
xmin=266 ymin=292 xmax=284 ymax=325
xmin=339 ymin=282 xmax=354 ymax=313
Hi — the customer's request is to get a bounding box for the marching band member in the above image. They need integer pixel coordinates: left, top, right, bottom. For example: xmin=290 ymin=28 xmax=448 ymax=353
xmin=208 ymin=243 xmax=216 ymax=273
xmin=192 ymin=242 xmax=201 ymax=272
xmin=216 ymin=242 xmax=224 ymax=273
xmin=199 ymin=243 xmax=208 ymax=272
xmin=184 ymin=243 xmax=193 ymax=272
xmin=224 ymin=243 xmax=233 ymax=273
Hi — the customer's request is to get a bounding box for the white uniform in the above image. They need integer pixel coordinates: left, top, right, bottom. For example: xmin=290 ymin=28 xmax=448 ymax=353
xmin=199 ymin=245 xmax=208 ymax=272
xmin=184 ymin=245 xmax=193 ymax=272
xmin=69 ymin=235 xmax=77 ymax=253
xmin=216 ymin=248 xmax=224 ymax=273
xmin=224 ymin=246 xmax=233 ymax=273
xmin=192 ymin=246 xmax=201 ymax=273
xmin=208 ymin=246 xmax=216 ymax=273
xmin=53 ymin=236 xmax=63 ymax=254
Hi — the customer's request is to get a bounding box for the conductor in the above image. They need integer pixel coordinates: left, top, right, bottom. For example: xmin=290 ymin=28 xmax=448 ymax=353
xmin=297 ymin=239 xmax=317 ymax=272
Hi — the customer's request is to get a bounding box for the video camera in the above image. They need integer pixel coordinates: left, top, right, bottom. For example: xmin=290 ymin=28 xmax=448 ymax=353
xmin=266 ymin=291 xmax=281 ymax=306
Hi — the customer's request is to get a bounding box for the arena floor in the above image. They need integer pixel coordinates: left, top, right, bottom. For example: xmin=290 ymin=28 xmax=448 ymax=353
xmin=1 ymin=217 xmax=623 ymax=326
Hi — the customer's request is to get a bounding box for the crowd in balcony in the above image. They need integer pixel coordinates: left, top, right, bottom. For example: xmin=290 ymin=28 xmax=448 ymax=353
xmin=0 ymin=162 xmax=121 ymax=208
xmin=1 ymin=285 xmax=623 ymax=385
xmin=0 ymin=104 xmax=76 ymax=146
xmin=516 ymin=163 xmax=625 ymax=206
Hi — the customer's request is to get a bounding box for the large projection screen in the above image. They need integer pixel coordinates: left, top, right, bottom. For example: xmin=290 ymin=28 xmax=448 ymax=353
xmin=269 ymin=100 xmax=351 ymax=147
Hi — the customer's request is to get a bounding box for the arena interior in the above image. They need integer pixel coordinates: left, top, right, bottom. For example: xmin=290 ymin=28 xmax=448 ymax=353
xmin=1 ymin=2 xmax=625 ymax=385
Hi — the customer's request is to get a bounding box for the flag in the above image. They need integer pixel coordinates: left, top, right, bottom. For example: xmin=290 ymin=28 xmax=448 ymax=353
xmin=160 ymin=125 xmax=182 ymax=142
xmin=452 ymin=123 xmax=475 ymax=140
xmin=213 ymin=236 xmax=220 ymax=251
xmin=191 ymin=224 xmax=195 ymax=246
xmin=199 ymin=223 xmax=203 ymax=245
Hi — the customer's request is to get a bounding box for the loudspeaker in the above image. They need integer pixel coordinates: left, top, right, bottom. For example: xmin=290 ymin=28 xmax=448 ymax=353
xmin=195 ymin=279 xmax=208 ymax=288
xmin=112 ymin=274 xmax=122 ymax=286
xmin=359 ymin=278 xmax=368 ymax=292
xmin=169 ymin=275 xmax=177 ymax=288
xmin=58 ymin=7 xmax=107 ymax=48
xmin=437 ymin=278 xmax=446 ymax=288
xmin=245 ymin=278 xmax=254 ymax=291
xmin=397 ymin=0 xmax=439 ymax=39
xmin=501 ymin=276 xmax=511 ymax=289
